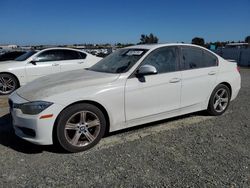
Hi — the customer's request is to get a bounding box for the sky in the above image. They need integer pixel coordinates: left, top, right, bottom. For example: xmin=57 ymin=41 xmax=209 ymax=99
xmin=0 ymin=0 xmax=250 ymax=45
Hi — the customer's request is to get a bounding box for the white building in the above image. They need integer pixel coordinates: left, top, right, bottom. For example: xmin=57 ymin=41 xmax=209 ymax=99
xmin=0 ymin=44 xmax=18 ymax=50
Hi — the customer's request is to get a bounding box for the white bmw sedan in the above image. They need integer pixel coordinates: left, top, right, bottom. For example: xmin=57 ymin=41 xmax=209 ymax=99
xmin=9 ymin=44 xmax=241 ymax=152
xmin=0 ymin=48 xmax=101 ymax=95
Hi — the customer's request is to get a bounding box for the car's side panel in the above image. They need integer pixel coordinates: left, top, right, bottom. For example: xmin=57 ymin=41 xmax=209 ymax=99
xmin=125 ymin=72 xmax=181 ymax=121
xmin=214 ymin=59 xmax=241 ymax=101
xmin=59 ymin=59 xmax=86 ymax=72
xmin=59 ymin=55 xmax=101 ymax=72
xmin=180 ymin=67 xmax=218 ymax=110
xmin=0 ymin=64 xmax=27 ymax=86
xmin=25 ymin=61 xmax=61 ymax=82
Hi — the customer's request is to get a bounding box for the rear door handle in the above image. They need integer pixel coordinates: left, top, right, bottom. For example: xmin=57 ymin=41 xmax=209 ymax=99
xmin=52 ymin=63 xmax=59 ymax=66
xmin=208 ymin=71 xmax=216 ymax=75
xmin=169 ymin=78 xmax=181 ymax=83
xmin=78 ymin=61 xmax=84 ymax=64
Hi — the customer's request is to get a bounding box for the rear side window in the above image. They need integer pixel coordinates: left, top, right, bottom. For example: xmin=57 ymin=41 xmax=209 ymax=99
xmin=181 ymin=47 xmax=203 ymax=69
xmin=203 ymin=50 xmax=218 ymax=67
xmin=181 ymin=47 xmax=218 ymax=70
xmin=61 ymin=50 xmax=82 ymax=60
xmin=79 ymin=52 xmax=87 ymax=59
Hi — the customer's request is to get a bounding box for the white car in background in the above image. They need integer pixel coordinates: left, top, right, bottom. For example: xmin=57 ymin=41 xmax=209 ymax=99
xmin=9 ymin=44 xmax=241 ymax=152
xmin=0 ymin=48 xmax=102 ymax=95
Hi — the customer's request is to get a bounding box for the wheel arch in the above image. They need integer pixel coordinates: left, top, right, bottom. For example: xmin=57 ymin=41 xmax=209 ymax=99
xmin=218 ymin=82 xmax=232 ymax=97
xmin=206 ymin=82 xmax=232 ymax=109
xmin=53 ymin=100 xmax=110 ymax=144
xmin=0 ymin=72 xmax=21 ymax=87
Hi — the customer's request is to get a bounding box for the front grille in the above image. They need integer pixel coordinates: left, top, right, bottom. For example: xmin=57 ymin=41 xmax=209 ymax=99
xmin=17 ymin=127 xmax=36 ymax=137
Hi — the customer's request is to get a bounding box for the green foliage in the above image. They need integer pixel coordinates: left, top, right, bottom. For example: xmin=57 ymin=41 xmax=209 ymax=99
xmin=139 ymin=33 xmax=159 ymax=44
xmin=245 ymin=36 xmax=250 ymax=43
xmin=116 ymin=43 xmax=134 ymax=48
xmin=191 ymin=37 xmax=205 ymax=46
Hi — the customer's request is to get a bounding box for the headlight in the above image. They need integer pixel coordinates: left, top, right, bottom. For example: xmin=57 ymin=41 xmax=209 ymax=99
xmin=17 ymin=101 xmax=53 ymax=115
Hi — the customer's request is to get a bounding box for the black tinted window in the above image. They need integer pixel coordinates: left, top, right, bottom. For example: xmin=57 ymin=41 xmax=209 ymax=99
xmin=203 ymin=51 xmax=217 ymax=67
xmin=36 ymin=49 xmax=83 ymax=62
xmin=181 ymin=47 xmax=218 ymax=69
xmin=36 ymin=50 xmax=64 ymax=62
xmin=181 ymin=47 xmax=203 ymax=69
xmin=15 ymin=50 xmax=36 ymax=61
xmin=79 ymin=52 xmax=87 ymax=59
xmin=0 ymin=51 xmax=25 ymax=60
xmin=62 ymin=50 xmax=82 ymax=60
xmin=141 ymin=47 xmax=178 ymax=73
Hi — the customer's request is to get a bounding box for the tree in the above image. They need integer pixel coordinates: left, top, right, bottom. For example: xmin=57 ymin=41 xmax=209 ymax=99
xmin=245 ymin=36 xmax=250 ymax=43
xmin=139 ymin=33 xmax=159 ymax=44
xmin=191 ymin=37 xmax=205 ymax=46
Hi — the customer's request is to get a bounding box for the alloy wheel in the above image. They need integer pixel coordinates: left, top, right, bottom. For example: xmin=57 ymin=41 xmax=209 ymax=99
xmin=0 ymin=76 xmax=16 ymax=94
xmin=64 ymin=111 xmax=101 ymax=147
xmin=213 ymin=88 xmax=229 ymax=113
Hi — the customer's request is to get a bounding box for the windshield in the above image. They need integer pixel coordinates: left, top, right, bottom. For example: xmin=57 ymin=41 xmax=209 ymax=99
xmin=15 ymin=50 xmax=37 ymax=61
xmin=89 ymin=48 xmax=148 ymax=73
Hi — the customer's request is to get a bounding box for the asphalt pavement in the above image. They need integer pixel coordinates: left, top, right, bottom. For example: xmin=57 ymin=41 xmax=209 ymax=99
xmin=0 ymin=69 xmax=249 ymax=187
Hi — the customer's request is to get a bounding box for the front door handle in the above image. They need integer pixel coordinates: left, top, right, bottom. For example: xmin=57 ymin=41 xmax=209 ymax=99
xmin=52 ymin=63 xmax=59 ymax=66
xmin=169 ymin=78 xmax=181 ymax=83
xmin=208 ymin=71 xmax=216 ymax=75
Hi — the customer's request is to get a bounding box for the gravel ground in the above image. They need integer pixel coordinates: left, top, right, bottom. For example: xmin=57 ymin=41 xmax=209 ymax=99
xmin=0 ymin=69 xmax=249 ymax=187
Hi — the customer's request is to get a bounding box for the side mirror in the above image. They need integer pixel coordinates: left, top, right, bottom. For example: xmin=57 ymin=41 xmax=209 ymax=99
xmin=29 ymin=59 xmax=37 ymax=65
xmin=136 ymin=65 xmax=157 ymax=77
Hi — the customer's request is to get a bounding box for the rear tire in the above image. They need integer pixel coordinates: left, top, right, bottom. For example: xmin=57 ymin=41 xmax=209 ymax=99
xmin=56 ymin=103 xmax=106 ymax=153
xmin=207 ymin=84 xmax=231 ymax=116
xmin=0 ymin=73 xmax=19 ymax=95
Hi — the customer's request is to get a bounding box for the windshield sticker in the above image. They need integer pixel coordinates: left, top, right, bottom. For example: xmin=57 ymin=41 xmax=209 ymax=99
xmin=126 ymin=50 xmax=144 ymax=56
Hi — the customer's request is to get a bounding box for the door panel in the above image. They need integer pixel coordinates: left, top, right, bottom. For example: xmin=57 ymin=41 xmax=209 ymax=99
xmin=57 ymin=50 xmax=87 ymax=72
xmin=180 ymin=67 xmax=218 ymax=108
xmin=60 ymin=59 xmax=85 ymax=72
xmin=25 ymin=61 xmax=60 ymax=82
xmin=125 ymin=72 xmax=181 ymax=121
xmin=125 ymin=46 xmax=181 ymax=121
xmin=180 ymin=46 xmax=219 ymax=108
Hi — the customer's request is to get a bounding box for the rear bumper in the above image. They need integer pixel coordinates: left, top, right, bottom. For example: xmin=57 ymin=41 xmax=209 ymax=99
xmin=231 ymin=72 xmax=241 ymax=101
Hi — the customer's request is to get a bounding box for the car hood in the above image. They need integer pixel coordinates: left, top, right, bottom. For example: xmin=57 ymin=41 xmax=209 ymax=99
xmin=17 ymin=69 xmax=120 ymax=101
xmin=0 ymin=60 xmax=21 ymax=68
xmin=0 ymin=60 xmax=16 ymax=64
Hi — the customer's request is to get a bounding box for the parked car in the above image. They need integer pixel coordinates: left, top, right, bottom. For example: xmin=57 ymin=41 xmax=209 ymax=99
xmin=9 ymin=44 xmax=241 ymax=152
xmin=0 ymin=48 xmax=102 ymax=95
xmin=0 ymin=51 xmax=26 ymax=61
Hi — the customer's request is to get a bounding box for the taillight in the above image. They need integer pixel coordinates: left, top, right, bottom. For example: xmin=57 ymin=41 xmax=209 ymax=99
xmin=237 ymin=66 xmax=240 ymax=73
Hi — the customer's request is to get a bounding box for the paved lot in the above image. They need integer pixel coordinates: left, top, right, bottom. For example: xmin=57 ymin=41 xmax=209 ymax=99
xmin=0 ymin=69 xmax=249 ymax=187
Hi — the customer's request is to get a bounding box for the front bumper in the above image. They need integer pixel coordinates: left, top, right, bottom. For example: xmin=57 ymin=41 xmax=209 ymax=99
xmin=9 ymin=92 xmax=65 ymax=145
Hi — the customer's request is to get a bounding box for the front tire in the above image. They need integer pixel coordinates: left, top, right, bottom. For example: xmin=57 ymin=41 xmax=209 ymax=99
xmin=56 ymin=103 xmax=106 ymax=153
xmin=0 ymin=73 xmax=19 ymax=95
xmin=207 ymin=84 xmax=231 ymax=116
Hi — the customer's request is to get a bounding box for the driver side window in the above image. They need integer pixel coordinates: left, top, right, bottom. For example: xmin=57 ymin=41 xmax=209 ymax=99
xmin=141 ymin=47 xmax=178 ymax=73
xmin=35 ymin=50 xmax=64 ymax=62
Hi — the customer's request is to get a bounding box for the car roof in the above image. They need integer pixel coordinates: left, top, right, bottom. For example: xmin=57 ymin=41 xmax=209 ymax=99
xmin=126 ymin=43 xmax=208 ymax=50
xmin=41 ymin=47 xmax=85 ymax=52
